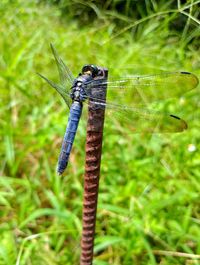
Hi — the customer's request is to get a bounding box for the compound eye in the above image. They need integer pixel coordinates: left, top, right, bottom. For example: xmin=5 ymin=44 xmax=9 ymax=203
xmin=82 ymin=64 xmax=99 ymax=77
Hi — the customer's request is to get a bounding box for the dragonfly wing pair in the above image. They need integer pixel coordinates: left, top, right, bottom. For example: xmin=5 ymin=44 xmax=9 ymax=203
xmin=39 ymin=45 xmax=199 ymax=134
xmin=84 ymin=71 xmax=198 ymax=133
xmin=88 ymin=71 xmax=198 ymax=103
xmin=38 ymin=44 xmax=73 ymax=108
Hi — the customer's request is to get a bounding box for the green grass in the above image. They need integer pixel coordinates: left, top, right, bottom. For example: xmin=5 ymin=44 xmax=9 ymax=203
xmin=0 ymin=1 xmax=200 ymax=264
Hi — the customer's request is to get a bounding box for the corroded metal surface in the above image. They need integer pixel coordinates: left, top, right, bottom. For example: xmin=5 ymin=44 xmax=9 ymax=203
xmin=80 ymin=68 xmax=108 ymax=265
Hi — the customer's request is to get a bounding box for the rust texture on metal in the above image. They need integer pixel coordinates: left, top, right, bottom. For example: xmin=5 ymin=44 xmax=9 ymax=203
xmin=80 ymin=67 xmax=108 ymax=265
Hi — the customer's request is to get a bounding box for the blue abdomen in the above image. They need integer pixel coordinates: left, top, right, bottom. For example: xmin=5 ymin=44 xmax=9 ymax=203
xmin=57 ymin=101 xmax=82 ymax=174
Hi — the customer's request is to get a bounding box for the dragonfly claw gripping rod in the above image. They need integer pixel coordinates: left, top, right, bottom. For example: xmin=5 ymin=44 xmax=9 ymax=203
xmin=80 ymin=67 xmax=108 ymax=265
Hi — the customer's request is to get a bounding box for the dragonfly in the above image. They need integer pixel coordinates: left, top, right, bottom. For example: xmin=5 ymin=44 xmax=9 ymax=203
xmin=38 ymin=44 xmax=199 ymax=175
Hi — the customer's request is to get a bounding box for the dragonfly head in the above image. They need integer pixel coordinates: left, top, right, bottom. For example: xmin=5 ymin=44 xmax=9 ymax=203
xmin=82 ymin=64 xmax=99 ymax=78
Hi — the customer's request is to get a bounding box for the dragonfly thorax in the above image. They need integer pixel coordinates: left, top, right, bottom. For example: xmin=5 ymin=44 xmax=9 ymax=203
xmin=70 ymin=75 xmax=92 ymax=102
xmin=70 ymin=65 xmax=103 ymax=103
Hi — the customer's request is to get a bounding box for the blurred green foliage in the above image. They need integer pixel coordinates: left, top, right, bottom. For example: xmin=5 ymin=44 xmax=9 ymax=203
xmin=0 ymin=0 xmax=200 ymax=264
xmin=42 ymin=0 xmax=200 ymax=46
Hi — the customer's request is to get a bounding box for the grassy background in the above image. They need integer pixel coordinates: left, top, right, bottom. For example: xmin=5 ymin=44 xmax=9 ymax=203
xmin=0 ymin=0 xmax=200 ymax=264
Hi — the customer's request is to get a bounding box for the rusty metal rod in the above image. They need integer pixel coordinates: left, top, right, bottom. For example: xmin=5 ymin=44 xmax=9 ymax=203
xmin=80 ymin=67 xmax=108 ymax=265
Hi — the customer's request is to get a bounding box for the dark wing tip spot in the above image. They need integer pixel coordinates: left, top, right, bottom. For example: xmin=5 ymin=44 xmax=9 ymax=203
xmin=170 ymin=114 xmax=188 ymax=131
xmin=181 ymin=71 xmax=199 ymax=88
xmin=170 ymin=114 xmax=180 ymax=120
xmin=180 ymin=71 xmax=191 ymax=75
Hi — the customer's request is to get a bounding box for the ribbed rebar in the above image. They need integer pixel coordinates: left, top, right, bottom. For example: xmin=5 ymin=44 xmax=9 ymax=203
xmin=80 ymin=67 xmax=108 ymax=265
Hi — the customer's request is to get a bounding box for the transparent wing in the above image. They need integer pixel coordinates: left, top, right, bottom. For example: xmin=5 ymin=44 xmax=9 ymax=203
xmin=83 ymin=71 xmax=195 ymax=133
xmin=86 ymin=100 xmax=187 ymax=133
xmin=50 ymin=43 xmax=74 ymax=86
xmin=38 ymin=44 xmax=74 ymax=108
xmin=38 ymin=73 xmax=71 ymax=108
xmin=85 ymin=72 xmax=199 ymax=105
